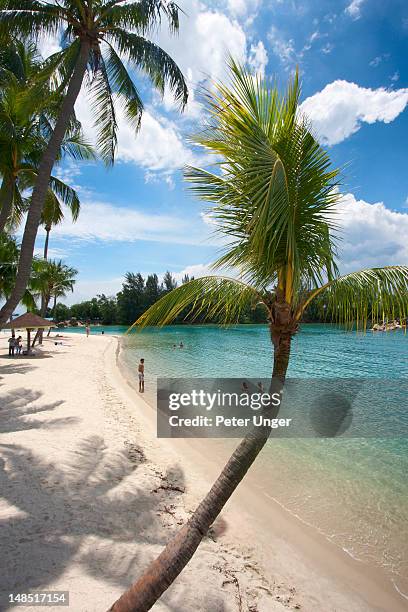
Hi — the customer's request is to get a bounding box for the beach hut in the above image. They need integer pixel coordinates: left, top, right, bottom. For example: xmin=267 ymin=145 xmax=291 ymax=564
xmin=4 ymin=312 xmax=53 ymax=355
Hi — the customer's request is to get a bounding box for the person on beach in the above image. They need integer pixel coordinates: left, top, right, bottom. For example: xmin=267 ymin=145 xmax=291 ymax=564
xmin=138 ymin=358 xmax=145 ymax=393
xmin=8 ymin=336 xmax=16 ymax=356
xmin=85 ymin=324 xmax=90 ymax=337
xmin=16 ymin=336 xmax=23 ymax=355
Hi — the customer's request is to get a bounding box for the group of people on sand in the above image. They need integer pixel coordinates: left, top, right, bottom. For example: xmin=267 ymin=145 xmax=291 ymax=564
xmin=7 ymin=336 xmax=23 ymax=356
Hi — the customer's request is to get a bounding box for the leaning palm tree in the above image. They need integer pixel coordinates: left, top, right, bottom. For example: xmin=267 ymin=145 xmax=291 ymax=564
xmin=109 ymin=62 xmax=408 ymax=611
xmin=0 ymin=0 xmax=188 ymax=327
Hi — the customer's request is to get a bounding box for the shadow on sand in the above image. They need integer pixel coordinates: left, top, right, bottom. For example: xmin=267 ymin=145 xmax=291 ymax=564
xmin=0 ymin=388 xmax=75 ymax=434
xmin=0 ymin=429 xmax=226 ymax=610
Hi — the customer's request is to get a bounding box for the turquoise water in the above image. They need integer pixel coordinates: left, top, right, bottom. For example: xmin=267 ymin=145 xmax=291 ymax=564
xmin=120 ymin=323 xmax=408 ymax=597
xmin=60 ymin=325 xmax=128 ymax=335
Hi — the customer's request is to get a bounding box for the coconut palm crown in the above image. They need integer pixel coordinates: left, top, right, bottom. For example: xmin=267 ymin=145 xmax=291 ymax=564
xmin=132 ymin=61 xmax=408 ymax=362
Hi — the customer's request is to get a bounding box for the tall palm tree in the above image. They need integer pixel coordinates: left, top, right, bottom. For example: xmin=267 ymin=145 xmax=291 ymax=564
xmin=109 ymin=63 xmax=408 ymax=611
xmin=0 ymin=0 xmax=188 ymax=327
xmin=0 ymin=40 xmax=94 ymax=233
xmin=40 ymin=181 xmax=81 ymax=260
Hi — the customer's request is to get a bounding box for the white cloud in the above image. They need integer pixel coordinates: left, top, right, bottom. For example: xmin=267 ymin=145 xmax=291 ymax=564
xmin=49 ymin=200 xmax=214 ymax=246
xmin=248 ymin=41 xmax=268 ymax=77
xmin=75 ymin=91 xmax=197 ymax=172
xmin=390 ymin=71 xmax=400 ymax=82
xmin=173 ymin=262 xmax=215 ymax=283
xmin=227 ymin=0 xmax=262 ymax=19
xmin=345 ymin=0 xmax=366 ymax=20
xmin=336 ymin=193 xmax=408 ymax=272
xmin=156 ymin=1 xmax=247 ymax=90
xmin=267 ymin=26 xmax=296 ymax=69
xmin=300 ymin=80 xmax=408 ymax=145
xmin=369 ymin=53 xmax=389 ymax=67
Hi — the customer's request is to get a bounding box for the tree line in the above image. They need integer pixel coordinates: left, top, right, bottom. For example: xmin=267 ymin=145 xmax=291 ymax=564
xmin=52 ymin=271 xmax=271 ymax=326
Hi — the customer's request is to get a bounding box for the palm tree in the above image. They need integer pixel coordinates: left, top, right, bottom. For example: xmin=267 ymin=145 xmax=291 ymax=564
xmin=0 ymin=40 xmax=94 ymax=234
xmin=108 ymin=63 xmax=408 ymax=611
xmin=0 ymin=233 xmax=36 ymax=310
xmin=40 ymin=179 xmax=81 ymax=260
xmin=32 ymin=258 xmax=77 ymax=321
xmin=0 ymin=0 xmax=188 ymax=327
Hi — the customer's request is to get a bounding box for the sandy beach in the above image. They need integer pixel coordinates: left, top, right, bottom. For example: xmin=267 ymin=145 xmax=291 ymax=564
xmin=0 ymin=332 xmax=406 ymax=612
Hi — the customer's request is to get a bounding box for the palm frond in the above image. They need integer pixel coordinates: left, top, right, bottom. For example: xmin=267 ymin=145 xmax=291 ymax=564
xmin=300 ymin=266 xmax=408 ymax=328
xmin=104 ymin=41 xmax=143 ymax=131
xmin=98 ymin=0 xmax=182 ymax=36
xmin=185 ymin=60 xmax=341 ymax=303
xmin=130 ymin=276 xmax=267 ymax=331
xmin=0 ymin=2 xmax=63 ymax=40
xmin=89 ymin=55 xmax=117 ymax=165
xmin=108 ymin=29 xmax=188 ymax=108
xmin=48 ymin=176 xmax=80 ymax=220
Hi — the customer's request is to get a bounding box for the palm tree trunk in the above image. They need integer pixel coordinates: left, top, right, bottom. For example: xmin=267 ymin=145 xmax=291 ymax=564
xmin=33 ymin=293 xmax=50 ymax=347
xmin=0 ymin=176 xmax=15 ymax=233
xmin=53 ymin=294 xmax=57 ymax=320
xmin=108 ymin=328 xmax=292 ymax=612
xmin=0 ymin=41 xmax=90 ymax=327
xmin=43 ymin=225 xmax=51 ymax=259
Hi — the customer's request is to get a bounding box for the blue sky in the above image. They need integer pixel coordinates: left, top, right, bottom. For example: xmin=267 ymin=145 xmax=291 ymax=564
xmin=36 ymin=0 xmax=408 ymax=303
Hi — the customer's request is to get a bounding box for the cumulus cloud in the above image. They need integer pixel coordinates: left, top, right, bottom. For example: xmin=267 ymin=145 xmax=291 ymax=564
xmin=227 ymin=0 xmax=262 ymax=20
xmin=248 ymin=41 xmax=269 ymax=77
xmin=300 ymin=80 xmax=408 ymax=145
xmin=336 ymin=193 xmax=408 ymax=272
xmin=75 ymin=91 xmax=197 ymax=172
xmin=155 ymin=1 xmax=247 ymax=90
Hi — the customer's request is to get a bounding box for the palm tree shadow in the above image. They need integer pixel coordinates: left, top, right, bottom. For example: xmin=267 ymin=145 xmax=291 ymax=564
xmin=0 ymin=437 xmax=186 ymax=602
xmin=0 ymin=362 xmax=36 ymax=379
xmin=0 ymin=387 xmax=75 ymax=433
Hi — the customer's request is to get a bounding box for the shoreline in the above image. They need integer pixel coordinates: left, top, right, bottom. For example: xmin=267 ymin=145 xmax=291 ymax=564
xmin=0 ymin=331 xmax=406 ymax=611
xmin=116 ymin=334 xmax=408 ymax=612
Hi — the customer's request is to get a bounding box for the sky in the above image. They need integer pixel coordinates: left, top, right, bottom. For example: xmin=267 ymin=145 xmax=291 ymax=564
xmin=36 ymin=0 xmax=408 ymax=304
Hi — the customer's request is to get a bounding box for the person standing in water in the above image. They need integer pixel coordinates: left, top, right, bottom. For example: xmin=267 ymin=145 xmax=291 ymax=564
xmin=138 ymin=358 xmax=145 ymax=393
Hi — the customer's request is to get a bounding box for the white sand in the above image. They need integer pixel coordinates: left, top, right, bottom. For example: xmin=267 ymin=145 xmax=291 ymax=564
xmin=0 ymin=332 xmax=405 ymax=611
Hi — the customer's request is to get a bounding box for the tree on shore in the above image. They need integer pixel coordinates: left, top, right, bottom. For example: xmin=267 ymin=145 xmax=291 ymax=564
xmin=0 ymin=0 xmax=188 ymax=327
xmin=32 ymin=259 xmax=77 ymax=322
xmin=109 ymin=62 xmax=408 ymax=611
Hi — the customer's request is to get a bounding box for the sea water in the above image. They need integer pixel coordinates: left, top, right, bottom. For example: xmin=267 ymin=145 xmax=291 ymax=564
xmin=117 ymin=324 xmax=407 ymax=596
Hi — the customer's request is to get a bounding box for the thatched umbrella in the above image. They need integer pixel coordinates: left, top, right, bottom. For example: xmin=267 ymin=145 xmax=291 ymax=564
xmin=4 ymin=313 xmax=53 ymax=354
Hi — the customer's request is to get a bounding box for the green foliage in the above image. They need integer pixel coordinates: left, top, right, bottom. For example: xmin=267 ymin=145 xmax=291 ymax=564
xmin=0 ymin=39 xmax=93 ymax=231
xmin=0 ymin=0 xmax=188 ymax=165
xmin=31 ymin=259 xmax=77 ymax=310
xmin=133 ymin=62 xmax=408 ymax=331
xmin=185 ymin=60 xmax=340 ymax=297
xmin=0 ymin=233 xmax=36 ymax=308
